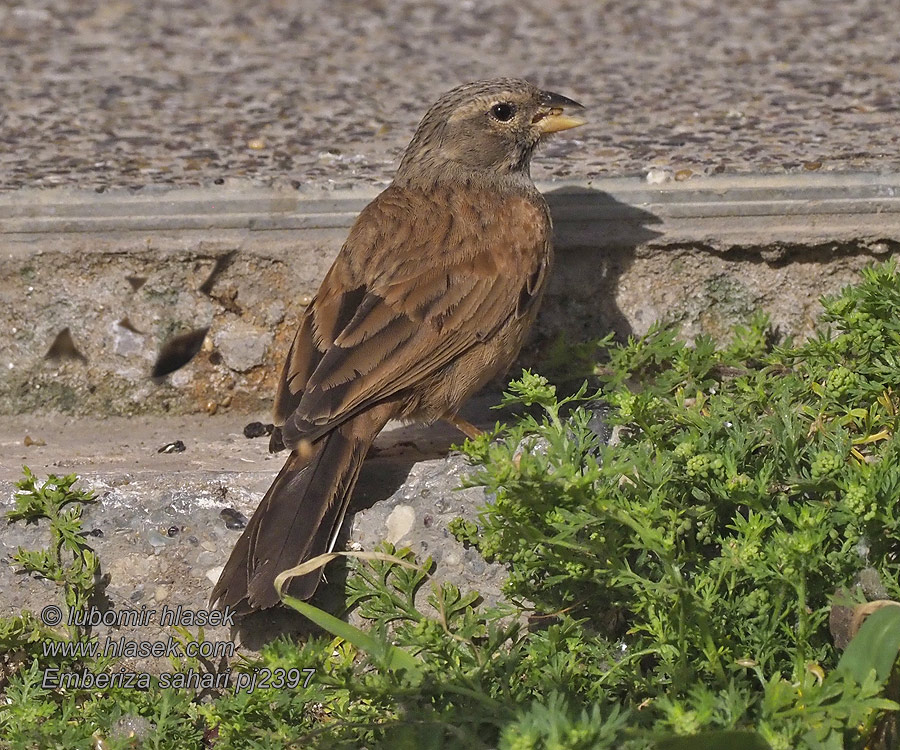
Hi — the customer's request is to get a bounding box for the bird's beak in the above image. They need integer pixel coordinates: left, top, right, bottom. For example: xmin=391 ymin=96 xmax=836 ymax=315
xmin=533 ymin=90 xmax=586 ymax=134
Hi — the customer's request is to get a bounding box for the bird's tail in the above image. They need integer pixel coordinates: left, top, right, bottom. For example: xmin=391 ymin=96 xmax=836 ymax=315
xmin=210 ymin=405 xmax=393 ymax=613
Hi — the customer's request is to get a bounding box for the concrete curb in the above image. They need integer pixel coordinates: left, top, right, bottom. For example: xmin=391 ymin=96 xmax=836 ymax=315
xmin=2 ymin=173 xmax=900 ymax=251
xmin=2 ymin=172 xmax=899 ymax=418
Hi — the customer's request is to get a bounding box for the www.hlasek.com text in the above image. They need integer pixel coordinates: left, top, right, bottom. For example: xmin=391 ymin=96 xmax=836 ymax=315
xmin=43 ymin=634 xmax=235 ymax=660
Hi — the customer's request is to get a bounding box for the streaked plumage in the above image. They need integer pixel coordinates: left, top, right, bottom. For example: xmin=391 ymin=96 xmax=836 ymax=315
xmin=211 ymin=78 xmax=584 ymax=613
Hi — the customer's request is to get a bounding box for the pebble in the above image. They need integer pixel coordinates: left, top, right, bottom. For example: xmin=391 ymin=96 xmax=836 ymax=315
xmin=213 ymin=319 xmax=273 ymax=373
xmin=645 ymin=168 xmax=673 ymax=185
xmin=206 ymin=566 xmax=224 ymax=585
xmin=219 ymin=507 xmax=248 ymax=530
xmin=385 ymin=504 xmax=415 ymax=544
xmin=146 ymin=530 xmax=174 ymax=549
xmin=243 ymin=421 xmax=273 ymax=439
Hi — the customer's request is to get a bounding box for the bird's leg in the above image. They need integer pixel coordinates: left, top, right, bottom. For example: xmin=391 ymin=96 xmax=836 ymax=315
xmin=445 ymin=414 xmax=483 ymax=441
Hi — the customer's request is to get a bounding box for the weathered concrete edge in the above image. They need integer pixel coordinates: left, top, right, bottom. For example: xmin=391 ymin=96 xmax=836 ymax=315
xmin=3 ymin=173 xmax=900 ymax=253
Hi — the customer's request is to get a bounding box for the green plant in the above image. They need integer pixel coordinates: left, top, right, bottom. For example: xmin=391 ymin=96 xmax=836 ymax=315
xmin=7 ymin=261 xmax=900 ymax=748
xmin=6 ymin=468 xmax=99 ymax=637
xmin=453 ymin=260 xmax=900 ymax=746
xmin=0 ymin=471 xmax=205 ymax=748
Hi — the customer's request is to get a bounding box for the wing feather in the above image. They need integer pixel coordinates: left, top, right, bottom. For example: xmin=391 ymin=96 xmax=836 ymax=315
xmin=273 ymin=184 xmax=550 ymax=450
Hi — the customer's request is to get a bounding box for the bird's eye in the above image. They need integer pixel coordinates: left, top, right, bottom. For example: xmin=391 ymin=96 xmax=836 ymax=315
xmin=490 ymin=102 xmax=516 ymax=122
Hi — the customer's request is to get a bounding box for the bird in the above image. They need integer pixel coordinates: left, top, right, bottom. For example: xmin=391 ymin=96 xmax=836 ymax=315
xmin=211 ymin=78 xmax=584 ymax=614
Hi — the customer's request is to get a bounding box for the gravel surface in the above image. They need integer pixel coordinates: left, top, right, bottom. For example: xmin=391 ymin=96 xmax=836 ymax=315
xmin=2 ymin=0 xmax=899 ymax=193
xmin=0 ymin=410 xmax=511 ymax=659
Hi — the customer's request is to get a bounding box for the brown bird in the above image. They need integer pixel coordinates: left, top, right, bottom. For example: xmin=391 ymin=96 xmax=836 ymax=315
xmin=211 ymin=78 xmax=584 ymax=613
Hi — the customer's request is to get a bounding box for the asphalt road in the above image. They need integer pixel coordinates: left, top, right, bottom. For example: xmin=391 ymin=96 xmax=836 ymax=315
xmin=2 ymin=0 xmax=899 ymax=193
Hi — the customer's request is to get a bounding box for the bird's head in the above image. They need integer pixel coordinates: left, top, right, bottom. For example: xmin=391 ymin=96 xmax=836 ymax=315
xmin=396 ymin=78 xmax=584 ymax=188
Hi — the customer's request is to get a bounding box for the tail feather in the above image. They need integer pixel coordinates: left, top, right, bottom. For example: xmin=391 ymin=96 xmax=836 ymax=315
xmin=211 ymin=405 xmax=393 ymax=613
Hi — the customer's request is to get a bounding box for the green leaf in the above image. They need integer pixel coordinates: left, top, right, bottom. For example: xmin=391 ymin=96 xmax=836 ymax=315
xmin=837 ymin=604 xmax=900 ymax=684
xmin=280 ymin=594 xmax=424 ymax=678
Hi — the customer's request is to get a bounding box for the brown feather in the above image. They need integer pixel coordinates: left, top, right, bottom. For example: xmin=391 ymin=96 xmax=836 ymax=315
xmin=214 ymin=78 xmax=582 ymax=613
xmin=211 ymin=402 xmax=396 ymax=612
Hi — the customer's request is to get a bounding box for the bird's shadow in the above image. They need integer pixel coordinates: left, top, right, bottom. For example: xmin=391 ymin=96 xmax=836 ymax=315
xmin=230 ymin=187 xmax=663 ymax=647
xmin=546 ymin=185 xmax=663 ymax=336
xmin=521 ymin=186 xmax=663 ymax=384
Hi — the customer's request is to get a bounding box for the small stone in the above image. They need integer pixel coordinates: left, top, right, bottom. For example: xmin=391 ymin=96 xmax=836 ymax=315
xmin=243 ymin=421 xmax=274 ymax=439
xmin=760 ymin=247 xmax=786 ymax=263
xmin=803 ymin=161 xmax=822 ymax=171
xmin=147 ymin=530 xmax=174 ymax=549
xmin=645 ymin=168 xmax=673 ymax=185
xmin=206 ymin=566 xmax=224 ymax=585
xmin=112 ymin=320 xmax=145 ymax=357
xmin=220 ymin=507 xmax=248 ymax=530
xmin=154 ymin=586 xmax=169 ymax=602
xmin=857 ymin=567 xmax=889 ymax=599
xmin=674 ymin=168 xmax=694 ymax=181
xmin=158 ymin=440 xmax=186 ymax=454
xmin=265 ymin=301 xmax=286 ymax=325
xmin=206 ymin=401 xmax=218 ymax=415
xmin=213 ymin=319 xmax=273 ymax=372
xmin=247 ymin=138 xmax=266 ymax=150
xmin=196 ymin=551 xmax=218 ymax=567
xmin=385 ymin=504 xmax=415 ymax=544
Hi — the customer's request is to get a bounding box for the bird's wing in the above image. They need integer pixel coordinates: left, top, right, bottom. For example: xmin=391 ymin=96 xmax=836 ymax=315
xmin=272 ymin=184 xmax=550 ymax=448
